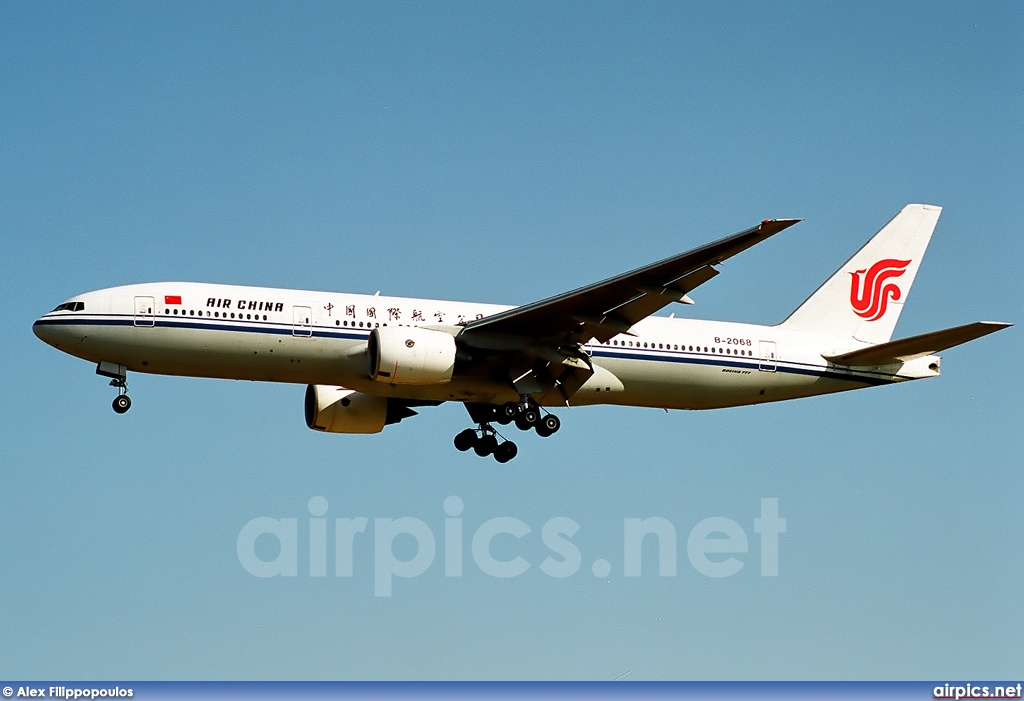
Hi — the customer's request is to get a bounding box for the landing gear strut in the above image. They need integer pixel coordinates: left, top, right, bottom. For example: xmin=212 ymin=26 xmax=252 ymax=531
xmin=97 ymin=361 xmax=131 ymax=414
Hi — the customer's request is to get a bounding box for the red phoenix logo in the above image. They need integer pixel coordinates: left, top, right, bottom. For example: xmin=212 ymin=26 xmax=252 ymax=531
xmin=849 ymin=259 xmax=911 ymax=321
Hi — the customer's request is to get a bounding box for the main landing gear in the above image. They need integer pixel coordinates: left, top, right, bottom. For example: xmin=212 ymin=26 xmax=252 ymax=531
xmin=454 ymin=425 xmax=518 ymax=463
xmin=96 ymin=361 xmax=131 ymax=414
xmin=494 ymin=399 xmax=561 ymax=437
xmin=455 ymin=398 xmax=562 ymax=462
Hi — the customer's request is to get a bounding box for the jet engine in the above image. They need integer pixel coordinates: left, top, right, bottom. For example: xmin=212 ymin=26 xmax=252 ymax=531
xmin=367 ymin=326 xmax=456 ymax=384
xmin=304 ymin=385 xmax=410 ymax=434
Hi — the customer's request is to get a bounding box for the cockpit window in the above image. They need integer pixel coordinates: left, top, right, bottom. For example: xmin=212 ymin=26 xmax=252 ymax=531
xmin=52 ymin=302 xmax=85 ymax=312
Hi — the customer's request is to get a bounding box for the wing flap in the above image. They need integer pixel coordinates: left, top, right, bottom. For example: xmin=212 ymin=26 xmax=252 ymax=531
xmin=823 ymin=321 xmax=1011 ymax=366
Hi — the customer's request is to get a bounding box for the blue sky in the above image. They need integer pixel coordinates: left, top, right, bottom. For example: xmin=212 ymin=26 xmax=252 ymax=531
xmin=1 ymin=1 xmax=1021 ymax=680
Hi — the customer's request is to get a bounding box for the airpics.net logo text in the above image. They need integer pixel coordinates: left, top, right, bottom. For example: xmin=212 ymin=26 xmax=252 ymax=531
xmin=237 ymin=497 xmax=787 ymax=597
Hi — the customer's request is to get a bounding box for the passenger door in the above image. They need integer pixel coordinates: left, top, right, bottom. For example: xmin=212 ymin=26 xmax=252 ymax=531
xmin=758 ymin=340 xmax=777 ymax=372
xmin=134 ymin=296 xmax=155 ymax=327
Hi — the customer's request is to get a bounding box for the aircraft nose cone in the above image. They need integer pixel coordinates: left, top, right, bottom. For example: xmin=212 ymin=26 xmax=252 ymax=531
xmin=33 ymin=318 xmax=59 ymax=347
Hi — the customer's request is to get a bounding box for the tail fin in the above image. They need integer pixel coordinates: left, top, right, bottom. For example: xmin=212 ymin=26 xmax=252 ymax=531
xmin=779 ymin=203 xmax=941 ymax=344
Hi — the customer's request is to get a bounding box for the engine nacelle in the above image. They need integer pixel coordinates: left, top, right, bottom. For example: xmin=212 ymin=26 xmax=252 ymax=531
xmin=368 ymin=326 xmax=456 ymax=384
xmin=304 ymin=385 xmax=389 ymax=434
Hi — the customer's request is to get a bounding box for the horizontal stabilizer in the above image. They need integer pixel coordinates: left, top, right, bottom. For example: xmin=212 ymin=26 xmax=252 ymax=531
xmin=823 ymin=321 xmax=1011 ymax=366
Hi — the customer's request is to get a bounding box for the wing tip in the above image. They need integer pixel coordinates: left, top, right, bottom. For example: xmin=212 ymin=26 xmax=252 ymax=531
xmin=760 ymin=218 xmax=802 ymax=233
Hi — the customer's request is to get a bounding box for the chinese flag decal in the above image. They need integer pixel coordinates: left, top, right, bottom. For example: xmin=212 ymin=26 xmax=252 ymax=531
xmin=165 ymin=295 xmax=182 ymax=305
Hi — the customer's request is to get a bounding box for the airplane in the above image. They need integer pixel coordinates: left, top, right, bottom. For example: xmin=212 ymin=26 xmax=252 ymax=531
xmin=33 ymin=204 xmax=1010 ymax=462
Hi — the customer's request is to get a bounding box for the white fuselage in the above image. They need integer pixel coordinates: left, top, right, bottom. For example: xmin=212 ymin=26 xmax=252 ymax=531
xmin=33 ymin=282 xmax=940 ymax=410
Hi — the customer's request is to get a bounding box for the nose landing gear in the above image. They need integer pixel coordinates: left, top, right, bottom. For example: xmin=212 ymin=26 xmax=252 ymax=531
xmin=111 ymin=387 xmax=131 ymax=414
xmin=97 ymin=361 xmax=131 ymax=414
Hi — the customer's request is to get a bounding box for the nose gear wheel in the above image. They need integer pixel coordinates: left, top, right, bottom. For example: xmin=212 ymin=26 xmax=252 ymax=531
xmin=97 ymin=363 xmax=132 ymax=414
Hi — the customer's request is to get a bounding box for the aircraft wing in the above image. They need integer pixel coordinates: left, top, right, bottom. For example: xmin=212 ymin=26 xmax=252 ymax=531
xmin=462 ymin=218 xmax=801 ymax=345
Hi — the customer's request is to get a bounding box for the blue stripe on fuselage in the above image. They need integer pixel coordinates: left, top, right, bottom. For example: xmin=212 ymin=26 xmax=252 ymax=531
xmin=588 ymin=348 xmax=897 ymax=386
xmin=33 ymin=314 xmax=369 ymax=341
